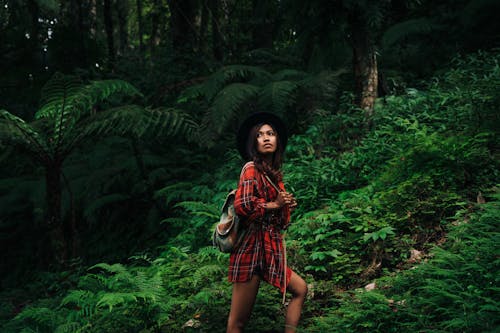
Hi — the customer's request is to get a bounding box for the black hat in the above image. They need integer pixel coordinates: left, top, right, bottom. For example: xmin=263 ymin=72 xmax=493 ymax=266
xmin=236 ymin=112 xmax=288 ymax=160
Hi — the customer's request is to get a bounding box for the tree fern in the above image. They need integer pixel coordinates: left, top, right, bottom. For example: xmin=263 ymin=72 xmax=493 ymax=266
xmin=180 ymin=65 xmax=272 ymax=101
xmin=210 ymin=83 xmax=260 ymax=131
xmin=36 ymin=73 xmax=142 ymax=146
xmin=72 ymin=106 xmax=198 ymax=152
xmin=179 ymin=65 xmax=344 ymax=146
xmin=0 ymin=110 xmax=48 ymax=160
xmin=258 ymin=80 xmax=298 ymax=115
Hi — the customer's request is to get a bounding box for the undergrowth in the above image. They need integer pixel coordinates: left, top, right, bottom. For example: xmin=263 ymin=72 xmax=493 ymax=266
xmin=1 ymin=51 xmax=499 ymax=332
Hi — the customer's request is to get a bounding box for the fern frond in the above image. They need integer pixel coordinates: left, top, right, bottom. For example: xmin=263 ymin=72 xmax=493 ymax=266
xmin=258 ymin=81 xmax=299 ymax=115
xmin=192 ymin=264 xmax=225 ymax=287
xmin=61 ymin=290 xmax=97 ymax=318
xmin=14 ymin=306 xmax=61 ymax=330
xmin=175 ymin=201 xmax=219 ymax=219
xmin=89 ymin=263 xmax=130 ymax=276
xmin=61 ymin=289 xmax=94 ymax=307
xmin=155 ymin=182 xmax=213 ymax=205
xmin=0 ymin=109 xmax=48 ymax=159
xmin=210 ymin=83 xmax=259 ymax=132
xmin=70 ymin=106 xmax=198 ymax=153
xmin=96 ymin=292 xmax=138 ymax=311
xmin=272 ymin=69 xmax=308 ymax=81
xmin=36 ymin=73 xmax=142 ymax=146
xmin=180 ymin=65 xmax=271 ymax=101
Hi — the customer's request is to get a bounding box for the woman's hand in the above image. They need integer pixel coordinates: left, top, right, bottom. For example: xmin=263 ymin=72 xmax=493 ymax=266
xmin=264 ymin=192 xmax=297 ymax=210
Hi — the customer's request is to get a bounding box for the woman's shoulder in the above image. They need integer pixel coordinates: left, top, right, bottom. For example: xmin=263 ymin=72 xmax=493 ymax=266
xmin=239 ymin=161 xmax=258 ymax=178
xmin=242 ymin=161 xmax=255 ymax=171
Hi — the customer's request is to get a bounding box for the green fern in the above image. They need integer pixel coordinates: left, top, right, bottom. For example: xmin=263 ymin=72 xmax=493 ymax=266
xmin=0 ymin=109 xmax=48 ymax=159
xmin=36 ymin=73 xmax=142 ymax=145
xmin=258 ymin=80 xmax=298 ymax=114
xmin=210 ymin=83 xmax=260 ymax=130
xmin=174 ymin=201 xmax=219 ymax=219
xmin=179 ymin=65 xmax=343 ymax=146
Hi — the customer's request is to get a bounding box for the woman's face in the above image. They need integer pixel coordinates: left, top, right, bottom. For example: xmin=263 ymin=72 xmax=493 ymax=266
xmin=256 ymin=124 xmax=278 ymax=155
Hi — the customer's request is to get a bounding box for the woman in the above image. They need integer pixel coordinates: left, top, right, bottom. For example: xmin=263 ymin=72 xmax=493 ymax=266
xmin=227 ymin=112 xmax=307 ymax=333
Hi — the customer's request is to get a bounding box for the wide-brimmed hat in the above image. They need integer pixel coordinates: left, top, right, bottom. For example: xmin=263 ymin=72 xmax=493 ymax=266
xmin=236 ymin=112 xmax=288 ymax=160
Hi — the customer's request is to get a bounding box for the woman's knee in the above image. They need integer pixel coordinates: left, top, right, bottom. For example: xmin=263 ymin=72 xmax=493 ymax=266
xmin=290 ymin=275 xmax=308 ymax=299
xmin=296 ymin=279 xmax=308 ymax=299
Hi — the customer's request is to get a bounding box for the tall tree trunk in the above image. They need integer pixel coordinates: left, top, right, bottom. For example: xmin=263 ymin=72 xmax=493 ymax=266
xmin=45 ymin=161 xmax=67 ymax=265
xmin=349 ymin=13 xmax=378 ymax=121
xmin=117 ymin=1 xmax=129 ymax=54
xmin=89 ymin=0 xmax=97 ymax=36
xmin=198 ymin=0 xmax=209 ymax=52
xmin=62 ymin=171 xmax=79 ymax=258
xmin=209 ymin=0 xmax=223 ymax=61
xmin=251 ymin=0 xmax=274 ymax=49
xmin=103 ymin=0 xmax=115 ymax=67
xmin=168 ymin=0 xmax=197 ymax=55
xmin=150 ymin=0 xmax=161 ymax=53
xmin=136 ymin=0 xmax=144 ymax=52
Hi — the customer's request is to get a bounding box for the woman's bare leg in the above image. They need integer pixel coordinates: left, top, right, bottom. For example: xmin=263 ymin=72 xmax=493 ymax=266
xmin=285 ymin=272 xmax=307 ymax=332
xmin=226 ymin=275 xmax=261 ymax=333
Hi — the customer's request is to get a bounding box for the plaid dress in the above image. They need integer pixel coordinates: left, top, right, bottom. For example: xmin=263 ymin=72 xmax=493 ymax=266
xmin=228 ymin=162 xmax=292 ymax=292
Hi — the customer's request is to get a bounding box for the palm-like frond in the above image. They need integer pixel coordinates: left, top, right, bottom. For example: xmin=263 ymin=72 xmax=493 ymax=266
xmin=0 ymin=109 xmax=48 ymax=160
xmin=271 ymin=69 xmax=308 ymax=81
xmin=180 ymin=65 xmax=272 ymax=101
xmin=211 ymin=83 xmax=260 ymax=130
xmin=258 ymin=81 xmax=299 ymax=115
xmin=35 ymin=73 xmax=142 ymax=146
xmin=65 ymin=106 xmax=198 ymax=155
xmin=180 ymin=65 xmax=346 ymax=146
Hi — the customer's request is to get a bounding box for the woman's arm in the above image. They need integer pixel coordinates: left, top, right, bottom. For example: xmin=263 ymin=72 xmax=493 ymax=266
xmin=234 ymin=163 xmax=289 ymax=222
xmin=234 ymin=163 xmax=266 ymax=222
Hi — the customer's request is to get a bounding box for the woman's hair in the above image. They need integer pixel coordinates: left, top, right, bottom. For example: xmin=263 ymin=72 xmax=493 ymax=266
xmin=246 ymin=123 xmax=284 ymax=183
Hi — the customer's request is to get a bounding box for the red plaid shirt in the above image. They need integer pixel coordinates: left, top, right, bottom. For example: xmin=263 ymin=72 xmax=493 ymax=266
xmin=228 ymin=162 xmax=292 ymax=292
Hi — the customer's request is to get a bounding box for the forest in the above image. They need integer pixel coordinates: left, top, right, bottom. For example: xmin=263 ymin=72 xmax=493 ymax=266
xmin=0 ymin=0 xmax=499 ymax=332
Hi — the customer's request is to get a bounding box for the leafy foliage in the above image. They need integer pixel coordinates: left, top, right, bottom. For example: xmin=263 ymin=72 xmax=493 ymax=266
xmin=178 ymin=65 xmax=345 ymax=146
xmin=1 ymin=37 xmax=499 ymax=333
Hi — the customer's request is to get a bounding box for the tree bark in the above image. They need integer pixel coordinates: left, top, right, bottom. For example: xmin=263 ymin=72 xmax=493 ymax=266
xmin=117 ymin=1 xmax=129 ymax=54
xmin=168 ymin=0 xmax=197 ymax=54
xmin=136 ymin=0 xmax=144 ymax=52
xmin=45 ymin=161 xmax=67 ymax=265
xmin=251 ymin=0 xmax=274 ymax=49
xmin=209 ymin=0 xmax=223 ymax=61
xmin=198 ymin=0 xmax=209 ymax=52
xmin=349 ymin=13 xmax=378 ymax=121
xmin=150 ymin=0 xmax=161 ymax=53
xmin=103 ymin=0 xmax=115 ymax=66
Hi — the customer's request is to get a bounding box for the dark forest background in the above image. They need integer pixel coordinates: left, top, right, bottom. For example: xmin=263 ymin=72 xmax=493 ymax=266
xmin=0 ymin=0 xmax=499 ymax=332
